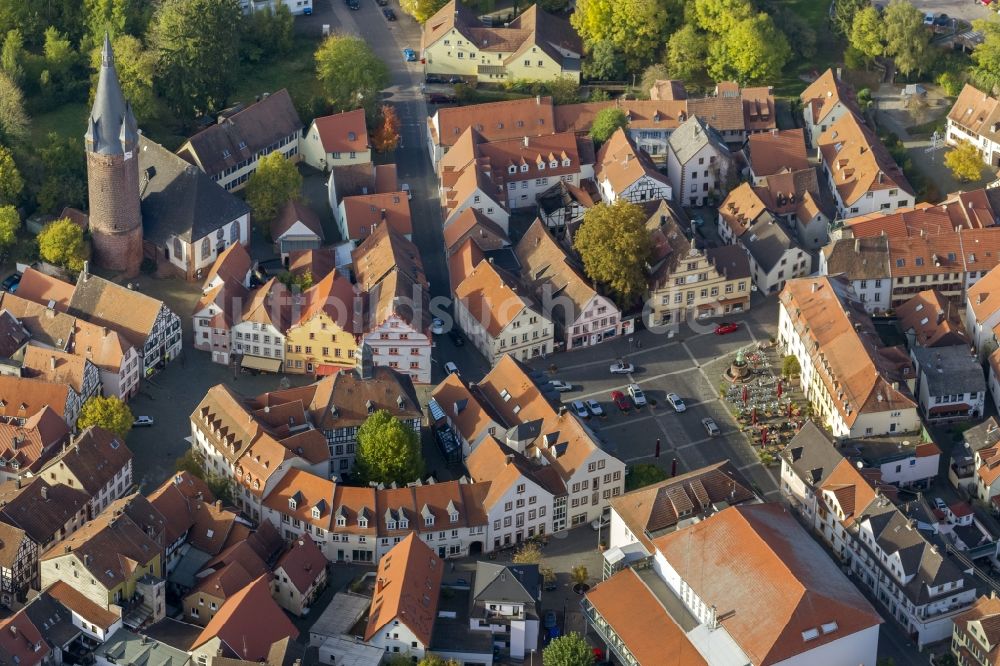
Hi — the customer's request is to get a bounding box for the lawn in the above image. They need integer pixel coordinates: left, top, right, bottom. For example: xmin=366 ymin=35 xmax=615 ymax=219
xmin=30 ymin=102 xmax=88 ymax=144
xmin=230 ymin=35 xmax=323 ymax=115
xmin=770 ymin=0 xmax=845 ymax=99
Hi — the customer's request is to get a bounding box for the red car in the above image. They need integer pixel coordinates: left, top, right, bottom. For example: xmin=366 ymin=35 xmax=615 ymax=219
xmin=715 ymin=322 xmax=739 ymax=335
xmin=610 ymin=390 xmax=630 ymax=412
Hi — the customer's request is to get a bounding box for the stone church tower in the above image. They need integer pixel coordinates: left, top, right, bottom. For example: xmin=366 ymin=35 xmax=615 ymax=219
xmin=85 ymin=35 xmax=142 ymax=277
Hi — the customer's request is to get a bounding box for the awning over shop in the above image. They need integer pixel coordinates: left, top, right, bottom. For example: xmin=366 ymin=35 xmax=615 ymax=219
xmin=241 ymin=355 xmax=282 ymax=373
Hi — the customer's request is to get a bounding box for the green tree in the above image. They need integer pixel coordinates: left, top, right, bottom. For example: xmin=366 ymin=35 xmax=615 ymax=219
xmin=972 ymin=17 xmax=1000 ymax=93
xmin=589 ymin=108 xmax=628 ymax=146
xmin=0 ymin=146 xmax=22 ymax=206
xmin=582 ymin=39 xmax=624 ymax=81
xmin=417 ymin=657 xmax=460 ymax=666
xmin=707 ymin=13 xmax=791 ymax=84
xmin=625 ymin=463 xmax=667 ymax=491
xmin=400 ymin=0 xmax=447 ymax=23
xmin=771 ymin=7 xmax=816 ymax=60
xmin=0 ymin=205 xmax=18 ymax=250
xmin=546 ymin=77 xmax=581 ymax=105
xmin=945 ymin=141 xmax=985 ymax=182
xmin=34 ymin=133 xmax=87 ymax=213
xmin=883 ymin=0 xmax=930 ymax=77
xmin=574 ymin=200 xmax=652 ymax=305
xmin=512 ymin=541 xmax=543 ymax=565
xmin=0 ymin=72 xmax=28 ymax=146
xmin=570 ymin=565 xmax=589 ymax=588
xmin=691 ymin=0 xmax=753 ymax=34
xmin=175 ymin=448 xmax=206 ymax=477
xmin=149 ymin=0 xmax=243 ymax=119
xmin=89 ymin=35 xmax=158 ymax=121
xmin=242 ymin=5 xmax=293 ymax=63
xmin=639 ymin=63 xmax=670 ymax=98
xmin=781 ymin=355 xmax=801 ymax=378
xmin=245 ymin=151 xmax=302 ymax=235
xmin=849 ymin=6 xmax=885 ymax=61
xmin=37 ymin=217 xmax=86 ymax=272
xmin=315 ymin=34 xmax=390 ymax=117
xmin=77 ymin=396 xmax=134 ymax=440
xmin=0 ymin=29 xmax=24 ymax=85
xmin=665 ymin=24 xmax=707 ymax=81
xmin=84 ymin=0 xmax=154 ymax=42
xmin=832 ymin=0 xmax=869 ymax=36
xmin=571 ymin=0 xmax=679 ymax=74
xmin=278 ymin=269 xmax=313 ymax=292
xmin=354 ymin=409 xmax=425 ymax=486
xmin=41 ymin=26 xmax=77 ymax=84
xmin=543 ymin=633 xmax=594 ymax=666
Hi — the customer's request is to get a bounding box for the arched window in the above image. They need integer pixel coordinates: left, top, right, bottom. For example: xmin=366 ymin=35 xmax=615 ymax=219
xmin=173 ymin=238 xmax=182 ymax=259
xmin=230 ymin=222 xmax=239 ymax=243
xmin=201 ymin=237 xmax=210 ymax=259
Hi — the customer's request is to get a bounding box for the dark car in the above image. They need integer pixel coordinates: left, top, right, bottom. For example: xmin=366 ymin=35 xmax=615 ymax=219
xmin=543 ymin=611 xmax=557 ymax=628
xmin=376 ymin=0 xmax=388 ymax=5
xmin=425 ymin=75 xmax=446 ymax=84
xmin=426 ymin=93 xmax=457 ymax=104
xmin=382 ymin=7 xmax=396 ymax=20
xmin=934 ymin=13 xmax=950 ymax=26
xmin=447 ymin=76 xmax=463 ymax=84
xmin=448 ymin=329 xmax=464 ymax=346
xmin=1 ymin=272 xmax=20 ymax=293
xmin=347 ymin=0 xmax=360 ymax=9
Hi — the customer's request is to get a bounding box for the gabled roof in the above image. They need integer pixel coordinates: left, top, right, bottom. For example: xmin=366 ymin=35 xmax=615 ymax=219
xmin=69 ymin=272 xmax=168 ymax=349
xmin=595 ymin=128 xmax=670 ymax=195
xmin=0 ymin=311 xmax=28 ymax=357
xmin=969 ymin=263 xmax=1000 ymax=322
xmin=0 ymin=477 xmax=89 ymax=545
xmin=44 ymin=579 xmax=122 ymax=630
xmin=668 ymin=115 xmax=729 ymax=165
xmin=240 ymin=278 xmax=292 ymax=332
xmin=821 ymin=235 xmax=890 ymax=281
xmin=352 ymin=221 xmax=426 ymax=290
xmin=340 ymin=191 xmax=412 ymax=240
xmin=275 ymin=536 xmax=327 ymax=594
xmin=779 ymin=420 xmax=843 ymax=488
xmin=819 ymin=459 xmax=879 ymax=527
xmin=429 ymin=95 xmax=555 ymax=149
xmin=455 ymin=259 xmax=535 ymax=338
xmin=473 ymin=561 xmax=539 ymax=606
xmin=21 ymin=346 xmax=93 ymax=393
xmin=364 ymin=533 xmax=442 ymax=646
xmin=0 ymin=376 xmax=70 ymax=422
xmin=896 ymin=289 xmax=968 ymax=347
xmin=653 ymin=503 xmax=882 ymax=665
xmin=0 ymin=606 xmax=50 ymax=666
xmin=817 ymin=112 xmax=914 ymax=206
xmin=40 ymin=426 xmax=132 ymax=495
xmin=0 ymin=405 xmax=69 ymax=475
xmin=293 ymin=268 xmax=360 ymax=334
xmin=203 ymin=242 xmax=253 ymax=291
xmin=272 ymin=200 xmax=325 ymax=242
xmin=147 ymin=471 xmax=217 ymax=547
xmin=311 ymin=109 xmax=369 ymax=155
xmin=179 ymin=90 xmax=303 ymax=177
xmin=193 ymin=576 xmax=299 ymax=660
xmin=747 ymin=129 xmax=809 ymax=178
xmin=954 ymin=594 xmax=1000 ymax=665
xmin=14 ymin=268 xmax=73 ymax=311
xmin=443 ymin=207 xmax=509 ymax=254
xmin=948 ymin=84 xmax=1000 ymax=143
xmin=800 ymin=68 xmax=857 ymax=126
xmin=741 ymin=217 xmax=799 ymax=273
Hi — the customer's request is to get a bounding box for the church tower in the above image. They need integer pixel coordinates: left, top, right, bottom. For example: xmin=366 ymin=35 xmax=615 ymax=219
xmin=85 ymin=34 xmax=142 ymax=277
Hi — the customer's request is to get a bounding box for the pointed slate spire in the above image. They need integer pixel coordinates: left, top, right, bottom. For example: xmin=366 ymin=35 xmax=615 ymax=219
xmin=85 ymin=33 xmax=138 ymax=155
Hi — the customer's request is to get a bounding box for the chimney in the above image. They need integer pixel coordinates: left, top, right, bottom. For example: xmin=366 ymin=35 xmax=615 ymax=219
xmin=854 ymin=238 xmax=860 ymax=253
xmin=377 ymin=577 xmax=385 ymax=592
xmin=536 ymin=95 xmax=541 ymax=105
xmin=811 ymin=282 xmax=819 ymax=293
xmin=505 ymin=454 xmax=514 ymax=466
xmin=215 ymin=499 xmax=222 ymax=510
xmin=40 ymin=485 xmax=47 ymax=501
xmin=50 ymin=356 xmax=56 ymax=370
xmin=81 ymin=261 xmax=89 ymax=281
xmin=836 ymin=67 xmax=842 ymax=80
xmin=523 ymin=136 xmax=529 ymax=148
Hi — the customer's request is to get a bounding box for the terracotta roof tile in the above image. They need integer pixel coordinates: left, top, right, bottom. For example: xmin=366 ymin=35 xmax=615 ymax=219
xmin=193 ymin=576 xmax=299 ymax=660
xmin=14 ymin=269 xmax=73 ymax=310
xmin=800 ymin=69 xmax=858 ymax=126
xmin=430 ymin=96 xmax=555 ymax=150
xmin=311 ymin=109 xmax=368 ymax=155
xmin=817 ymin=113 xmax=913 ymax=206
xmin=21 ymin=346 xmax=93 ymax=394
xmin=203 ymin=242 xmax=253 ymax=290
xmin=747 ymin=129 xmax=809 ymax=178
xmin=455 ymin=260 xmax=533 ymax=337
xmin=895 ymin=289 xmax=968 ymax=348
xmin=45 ymin=579 xmax=121 ymax=629
xmin=364 ymin=533 xmax=442 ymax=645
xmin=275 ymin=536 xmax=327 ymax=593
xmin=41 ymin=426 xmax=132 ymax=496
xmin=949 ymin=84 xmax=1000 ymax=144
xmin=341 ymin=192 xmax=411 ymax=240
xmin=595 ymin=128 xmax=670 ymax=196
xmin=271 ymin=200 xmax=324 ymax=243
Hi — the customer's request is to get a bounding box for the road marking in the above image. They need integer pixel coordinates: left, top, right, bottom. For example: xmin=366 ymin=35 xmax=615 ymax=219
xmin=593 ymin=400 xmax=713 ymax=431
xmin=573 ymin=368 xmax=703 ymax=401
xmin=554 ymin=338 xmax=683 ymax=372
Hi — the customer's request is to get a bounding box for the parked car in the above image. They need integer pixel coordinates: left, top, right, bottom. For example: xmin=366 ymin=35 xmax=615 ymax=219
xmin=454 ymin=578 xmax=468 ymax=586
xmin=934 ymin=13 xmax=950 ymax=26
xmin=585 ymin=399 xmax=604 ymax=417
xmin=714 ymin=322 xmax=739 ymax=335
xmin=1 ymin=272 xmax=20 ymax=293
xmin=549 ymin=380 xmax=573 ymax=392
xmin=610 ymin=361 xmax=633 ymax=374
xmin=133 ymin=416 xmax=155 ymax=427
xmin=401 ymin=183 xmax=412 ymax=200
xmin=543 ymin=579 xmax=558 ymax=591
xmin=627 ymin=384 xmax=647 ymax=407
xmin=425 ymin=75 xmax=446 ymax=84
xmin=702 ymin=417 xmax=720 ymax=436
xmin=666 ymin=393 xmax=686 ymax=412
xmin=426 ymin=93 xmax=457 ymax=104
xmin=933 ymin=497 xmax=947 ymax=511
xmin=444 ymin=361 xmax=459 ymax=375
xmin=346 ymin=0 xmax=360 ymax=9
xmin=571 ymin=401 xmax=588 ymax=419
xmin=303 ymin=5 xmax=312 ymax=13
xmin=402 ymin=48 xmax=417 ymax=62
xmin=431 ymin=317 xmax=444 ymax=334
xmin=923 ymin=12 xmax=934 ymax=25
xmin=543 ymin=610 xmax=557 ymax=628
xmin=382 ymin=7 xmax=396 ymax=19
xmin=611 ymin=390 xmax=630 ymax=412
xmin=448 ymin=329 xmax=464 ymax=346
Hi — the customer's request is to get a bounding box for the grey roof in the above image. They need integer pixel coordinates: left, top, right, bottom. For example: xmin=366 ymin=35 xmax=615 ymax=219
xmin=741 ymin=216 xmax=797 ymax=273
xmin=705 ymin=245 xmax=752 ymax=281
xmin=429 ymin=588 xmax=495 ymax=655
xmin=142 ymin=618 xmax=204 ymax=652
xmin=179 ymin=89 xmax=303 ymax=177
xmin=85 ymin=35 xmax=138 ymax=156
xmin=472 ymin=562 xmax=540 ymax=609
xmin=857 ymin=496 xmax=971 ymax=605
xmin=964 ymin=417 xmax=1000 ymax=453
xmin=822 ymin=236 xmax=890 ymax=281
xmin=911 ymin=345 xmax=986 ymax=397
xmin=95 ymin=628 xmax=192 ymax=666
xmin=779 ymin=420 xmax=843 ymax=487
xmin=23 ymin=591 xmax=80 ymax=649
xmin=668 ymin=115 xmax=730 ymax=165
xmin=139 ymin=137 xmax=250 ymax=244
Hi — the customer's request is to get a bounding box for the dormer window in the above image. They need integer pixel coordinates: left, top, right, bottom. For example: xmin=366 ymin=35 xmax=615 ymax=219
xmin=311 ymin=507 xmax=321 ymax=519
xmin=450 ymin=512 xmax=459 ymax=523
xmin=562 ymin=158 xmax=570 ymax=167
xmin=288 ymin=497 xmax=297 ymax=510
xmin=359 ymin=517 xmax=368 ymax=528
xmin=238 ymin=141 xmax=247 ymax=150
xmin=399 ymin=518 xmax=409 ymax=529
xmin=520 ymin=164 xmax=528 ymax=173
xmin=508 ymin=165 xmax=516 ymax=174
xmin=538 ymin=162 xmax=545 ymax=171
xmin=336 ymin=516 xmax=346 ymax=527
xmin=388 ymin=520 xmax=397 ymax=530
xmin=348 ymin=131 xmax=357 ymax=141
xmin=550 ymin=160 xmax=557 ymax=168
xmin=425 ymin=515 xmax=434 ymax=527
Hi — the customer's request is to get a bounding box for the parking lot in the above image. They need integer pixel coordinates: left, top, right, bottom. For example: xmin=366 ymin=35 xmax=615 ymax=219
xmin=894 ymin=0 xmax=993 ymax=24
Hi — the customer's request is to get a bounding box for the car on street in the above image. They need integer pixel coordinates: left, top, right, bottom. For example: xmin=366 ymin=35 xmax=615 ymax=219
xmin=610 ymin=361 xmax=633 ymax=374
xmin=444 ymin=361 xmax=459 ymax=375
xmin=454 ymin=578 xmax=468 ymax=586
xmin=346 ymin=0 xmax=360 ymax=9
xmin=543 ymin=611 xmax=557 ymax=629
xmin=585 ymin=399 xmax=604 ymax=417
xmin=549 ymin=380 xmax=573 ymax=392
xmin=702 ymin=417 xmax=720 ymax=436
xmin=401 ymin=183 xmax=412 ymax=199
xmin=934 ymin=13 xmax=950 ymax=26
xmin=382 ymin=8 xmax=396 ymax=19
xmin=133 ymin=416 xmax=155 ymax=427
xmin=715 ymin=322 xmax=739 ymax=335
xmin=571 ymin=401 xmax=589 ymax=419
xmin=543 ymin=579 xmax=557 ymax=591
xmin=448 ymin=329 xmax=464 ymax=346
xmin=402 ymin=48 xmax=417 ymax=62
xmin=431 ymin=317 xmax=444 ymax=335
xmin=923 ymin=12 xmax=934 ymax=25
xmin=627 ymin=384 xmax=647 ymax=407
xmin=425 ymin=75 xmax=446 ymax=84
xmin=666 ymin=393 xmax=686 ymax=412
xmin=426 ymin=93 xmax=457 ymax=104
xmin=610 ymin=390 xmax=629 ymax=412
xmin=933 ymin=497 xmax=947 ymax=511
xmin=376 ymin=0 xmax=388 ymax=5
xmin=1 ymin=272 xmax=20 ymax=293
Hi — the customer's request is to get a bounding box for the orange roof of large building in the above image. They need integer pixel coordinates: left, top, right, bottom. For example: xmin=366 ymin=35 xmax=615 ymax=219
xmin=447 ymin=237 xmax=485 ymax=292
xmin=0 ymin=376 xmax=70 ymax=422
xmin=21 ymin=346 xmax=92 ymax=393
xmin=351 ymin=221 xmax=426 ymax=290
xmin=71 ymin=317 xmax=134 ymax=373
xmin=14 ymin=268 xmax=73 ymax=310
xmin=949 ymin=84 xmax=1000 ymax=143
xmin=364 ymin=533 xmax=442 ymax=646
xmin=800 ymin=68 xmax=857 ymax=126
xmin=819 ymin=459 xmax=879 ymax=527
xmin=262 ymin=468 xmax=334 ymax=532
xmin=817 ymin=112 xmax=914 ymax=206
xmin=311 ymin=109 xmax=369 ymax=155
xmin=240 ymin=278 xmax=292 ymax=332
xmin=747 ymin=129 xmax=809 ymax=178
xmin=515 ymin=218 xmax=604 ymax=317
xmin=203 ymin=242 xmax=252 ymax=290
xmin=585 ymin=568 xmax=706 ymax=666
xmin=780 ymin=277 xmax=916 ymax=427
xmin=455 ymin=260 xmax=534 ymax=338
xmin=193 ymin=576 xmax=299 ymax=660
xmin=0 ymin=406 xmax=68 ymax=474
xmin=653 ymin=503 xmax=882 ymax=665
xmin=969 ymin=264 xmax=1000 ymax=322
xmin=895 ymin=289 xmax=968 ymax=347
xmin=429 ymin=95 xmax=555 ymax=149
xmin=45 ymin=579 xmax=122 ymax=629
xmin=442 ymin=207 xmax=508 ymax=254
xmin=340 ymin=192 xmax=412 ymax=240
xmin=292 ymin=268 xmax=360 ymax=334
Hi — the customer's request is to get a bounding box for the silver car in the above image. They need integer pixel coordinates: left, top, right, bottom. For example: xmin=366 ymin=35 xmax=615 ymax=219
xmin=627 ymin=384 xmax=647 ymax=407
xmin=701 ymin=417 xmax=720 ymax=436
xmin=571 ymin=400 xmax=589 ymax=419
xmin=585 ymin=399 xmax=604 ymax=417
xmin=667 ymin=393 xmax=686 ymax=413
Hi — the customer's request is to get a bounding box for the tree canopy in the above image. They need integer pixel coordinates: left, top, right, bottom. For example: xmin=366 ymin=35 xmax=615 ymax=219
xmin=244 ymin=151 xmax=302 ymax=236
xmin=0 ymin=145 xmax=22 ymax=206
xmin=570 ymin=0 xmax=680 ymax=74
xmin=0 ymin=71 xmax=28 ymax=146
xmin=89 ymin=35 xmax=158 ymax=121
xmin=849 ymin=6 xmax=884 ymax=61
xmin=973 ymin=17 xmax=1000 ymax=93
xmin=588 ymin=108 xmax=628 ymax=145
xmin=37 ymin=217 xmax=86 ymax=272
xmin=707 ymin=13 xmax=791 ymax=84
xmin=0 ymin=205 xmax=19 ymax=250
xmin=542 ymin=633 xmax=594 ymax=666
xmin=372 ymin=105 xmax=401 ymax=153
xmin=78 ymin=396 xmax=133 ymax=440
xmin=691 ymin=0 xmax=753 ymax=34
xmin=315 ymin=34 xmax=389 ymax=117
xmin=574 ymin=200 xmax=652 ymax=306
xmin=945 ymin=141 xmax=985 ymax=182
xmin=883 ymin=0 xmax=930 ymax=77
xmin=665 ymin=24 xmax=707 ymax=82
xmin=354 ymin=409 xmax=425 ymax=486
xmin=400 ymin=0 xmax=447 ymax=23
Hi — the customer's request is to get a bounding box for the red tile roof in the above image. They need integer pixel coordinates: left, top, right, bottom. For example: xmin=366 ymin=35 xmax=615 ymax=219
xmin=193 ymin=576 xmax=298 ymax=660
xmin=365 ymin=533 xmax=442 ymax=646
xmin=275 ymin=536 xmax=327 ymax=594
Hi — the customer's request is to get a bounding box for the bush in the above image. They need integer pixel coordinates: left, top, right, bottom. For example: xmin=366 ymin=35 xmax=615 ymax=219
xmin=781 ymin=355 xmax=801 ymax=378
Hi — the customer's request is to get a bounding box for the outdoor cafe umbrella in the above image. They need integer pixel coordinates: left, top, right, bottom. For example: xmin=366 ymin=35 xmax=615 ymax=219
xmin=788 ymin=401 xmax=793 ymax=418
xmin=742 ymin=385 xmax=748 ymax=405
xmin=751 ymin=408 xmax=758 ymax=425
xmin=776 ymin=380 xmax=783 ymax=398
xmin=761 ymin=427 xmax=768 ymax=446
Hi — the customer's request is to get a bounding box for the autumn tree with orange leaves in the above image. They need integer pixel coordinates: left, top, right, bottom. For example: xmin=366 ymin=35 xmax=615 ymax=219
xmin=372 ymin=105 xmax=401 ymax=153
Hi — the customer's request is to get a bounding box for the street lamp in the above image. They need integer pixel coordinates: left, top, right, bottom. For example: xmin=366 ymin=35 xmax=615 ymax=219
xmin=530 ymin=649 xmax=535 ymax=665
